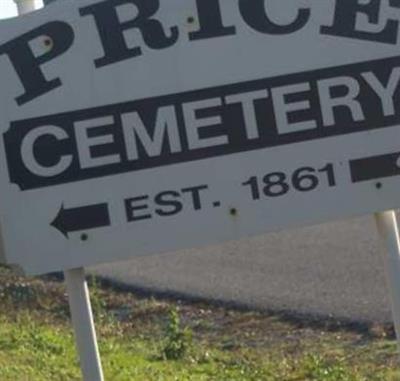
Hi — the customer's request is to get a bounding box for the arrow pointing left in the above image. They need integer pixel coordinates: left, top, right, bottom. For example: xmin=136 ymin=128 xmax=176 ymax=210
xmin=51 ymin=203 xmax=111 ymax=238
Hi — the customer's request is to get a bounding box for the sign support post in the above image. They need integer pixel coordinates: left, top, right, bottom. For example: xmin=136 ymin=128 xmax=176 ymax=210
xmin=64 ymin=268 xmax=104 ymax=381
xmin=14 ymin=0 xmax=36 ymax=14
xmin=375 ymin=211 xmax=400 ymax=351
xmin=12 ymin=2 xmax=105 ymax=380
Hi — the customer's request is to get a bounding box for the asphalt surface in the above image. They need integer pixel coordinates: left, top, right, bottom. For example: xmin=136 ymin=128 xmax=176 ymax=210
xmin=92 ymin=216 xmax=393 ymax=323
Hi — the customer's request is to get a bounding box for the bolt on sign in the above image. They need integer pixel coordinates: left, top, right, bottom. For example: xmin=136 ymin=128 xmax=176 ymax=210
xmin=1 ymin=0 xmax=400 ymax=274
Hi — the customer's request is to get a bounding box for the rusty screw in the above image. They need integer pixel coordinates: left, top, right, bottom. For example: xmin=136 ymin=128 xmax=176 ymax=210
xmin=229 ymin=208 xmax=238 ymax=216
xmin=43 ymin=37 xmax=53 ymax=48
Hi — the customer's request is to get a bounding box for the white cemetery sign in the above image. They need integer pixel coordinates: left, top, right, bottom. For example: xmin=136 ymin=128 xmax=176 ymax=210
xmin=0 ymin=0 xmax=400 ymax=274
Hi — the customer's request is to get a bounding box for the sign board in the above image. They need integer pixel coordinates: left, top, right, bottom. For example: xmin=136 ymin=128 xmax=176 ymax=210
xmin=1 ymin=0 xmax=400 ymax=275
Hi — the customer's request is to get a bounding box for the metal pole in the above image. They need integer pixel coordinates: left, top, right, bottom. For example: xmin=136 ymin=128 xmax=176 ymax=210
xmin=375 ymin=211 xmax=400 ymax=351
xmin=65 ymin=268 xmax=104 ymax=381
xmin=14 ymin=0 xmax=37 ymax=14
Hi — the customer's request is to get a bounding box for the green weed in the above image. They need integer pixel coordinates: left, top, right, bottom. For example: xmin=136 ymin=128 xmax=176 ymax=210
xmin=161 ymin=307 xmax=192 ymax=360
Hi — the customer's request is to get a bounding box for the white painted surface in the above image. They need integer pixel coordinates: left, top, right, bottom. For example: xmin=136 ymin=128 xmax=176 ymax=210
xmin=0 ymin=1 xmax=400 ymax=274
xmin=65 ymin=268 xmax=104 ymax=381
xmin=375 ymin=211 xmax=400 ymax=351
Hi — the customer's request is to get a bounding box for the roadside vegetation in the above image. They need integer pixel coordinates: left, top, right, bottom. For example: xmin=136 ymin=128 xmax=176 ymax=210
xmin=0 ymin=264 xmax=399 ymax=380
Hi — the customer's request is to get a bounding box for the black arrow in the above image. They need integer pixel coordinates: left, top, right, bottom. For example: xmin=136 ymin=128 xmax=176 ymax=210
xmin=51 ymin=203 xmax=111 ymax=238
xmin=350 ymin=151 xmax=400 ymax=183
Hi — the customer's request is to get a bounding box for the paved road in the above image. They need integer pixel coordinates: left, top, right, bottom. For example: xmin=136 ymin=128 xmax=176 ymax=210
xmin=92 ymin=216 xmax=393 ymax=323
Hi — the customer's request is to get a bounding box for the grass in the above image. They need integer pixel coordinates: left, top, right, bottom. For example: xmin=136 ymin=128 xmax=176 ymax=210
xmin=0 ymin=265 xmax=399 ymax=380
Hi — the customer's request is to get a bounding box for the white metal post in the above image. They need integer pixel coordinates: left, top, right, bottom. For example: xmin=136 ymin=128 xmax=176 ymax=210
xmin=375 ymin=211 xmax=400 ymax=351
xmin=14 ymin=0 xmax=37 ymax=15
xmin=65 ymin=268 xmax=104 ymax=381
